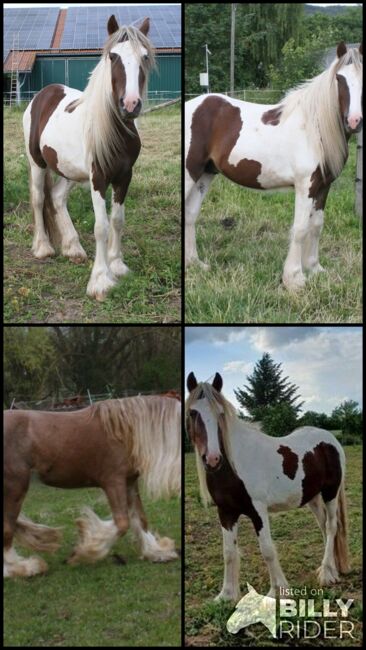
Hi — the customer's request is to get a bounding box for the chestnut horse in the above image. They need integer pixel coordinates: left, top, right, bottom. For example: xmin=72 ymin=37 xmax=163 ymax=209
xmin=186 ymin=372 xmax=349 ymax=600
xmin=23 ymin=16 xmax=154 ymax=300
xmin=4 ymin=395 xmax=181 ymax=578
xmin=185 ymin=42 xmax=362 ymax=290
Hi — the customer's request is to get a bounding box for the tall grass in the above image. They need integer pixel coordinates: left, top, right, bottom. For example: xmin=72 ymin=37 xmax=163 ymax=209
xmin=185 ymin=140 xmax=361 ymax=323
xmin=4 ymin=104 xmax=181 ymax=323
xmin=4 ymin=478 xmax=181 ymax=647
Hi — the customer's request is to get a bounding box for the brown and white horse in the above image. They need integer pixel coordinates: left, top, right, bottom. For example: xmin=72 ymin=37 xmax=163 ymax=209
xmin=4 ymin=395 xmax=181 ymax=578
xmin=186 ymin=372 xmax=350 ymax=600
xmin=23 ymin=16 xmax=154 ymax=300
xmin=185 ymin=42 xmax=362 ymax=290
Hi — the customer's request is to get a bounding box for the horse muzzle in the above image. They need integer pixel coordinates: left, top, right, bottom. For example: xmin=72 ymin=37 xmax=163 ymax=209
xmin=344 ymin=114 xmax=363 ymax=134
xmin=202 ymin=452 xmax=223 ymax=472
xmin=120 ymin=97 xmax=142 ymax=119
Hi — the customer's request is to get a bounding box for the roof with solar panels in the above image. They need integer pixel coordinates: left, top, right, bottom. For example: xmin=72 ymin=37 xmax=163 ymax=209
xmin=4 ymin=4 xmax=181 ymax=72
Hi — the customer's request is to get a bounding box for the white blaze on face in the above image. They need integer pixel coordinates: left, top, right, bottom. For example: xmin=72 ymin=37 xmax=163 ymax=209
xmin=191 ymin=398 xmax=223 ymax=468
xmin=112 ymin=41 xmax=147 ymax=113
xmin=338 ymin=63 xmax=363 ymax=131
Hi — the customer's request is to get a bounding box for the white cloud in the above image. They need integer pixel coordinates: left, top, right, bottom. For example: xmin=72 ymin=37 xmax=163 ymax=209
xmin=223 ymin=360 xmax=253 ymax=374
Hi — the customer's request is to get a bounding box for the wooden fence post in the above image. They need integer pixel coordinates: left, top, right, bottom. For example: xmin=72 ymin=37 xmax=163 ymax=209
xmin=355 ymin=129 xmax=362 ymax=217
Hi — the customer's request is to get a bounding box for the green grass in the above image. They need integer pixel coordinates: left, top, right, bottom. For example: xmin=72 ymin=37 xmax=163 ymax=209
xmin=185 ymin=139 xmax=362 ymax=323
xmin=4 ymin=478 xmax=181 ymax=647
xmin=185 ymin=447 xmax=362 ymax=647
xmin=4 ymin=104 xmax=181 ymax=323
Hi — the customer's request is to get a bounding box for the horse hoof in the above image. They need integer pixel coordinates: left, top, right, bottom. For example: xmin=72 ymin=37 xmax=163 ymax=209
xmin=86 ymin=272 xmax=117 ymax=300
xmin=32 ymin=243 xmax=55 ymax=259
xmin=282 ymin=272 xmax=306 ymax=291
xmin=109 ymin=259 xmax=130 ymax=277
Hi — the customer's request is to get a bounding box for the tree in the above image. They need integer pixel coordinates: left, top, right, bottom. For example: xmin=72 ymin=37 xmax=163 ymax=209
xmin=262 ymin=402 xmax=298 ymax=437
xmin=185 ymin=3 xmax=304 ymax=94
xmin=234 ymin=352 xmax=303 ymax=422
xmin=331 ymin=400 xmax=362 ymax=441
xmin=299 ymin=410 xmax=331 ymax=429
xmin=3 ymin=327 xmax=55 ymax=404
xmin=4 ymin=326 xmax=181 ymax=407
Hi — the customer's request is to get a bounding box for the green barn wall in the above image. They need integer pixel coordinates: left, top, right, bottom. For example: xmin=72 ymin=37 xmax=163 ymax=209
xmin=23 ymin=54 xmax=181 ymax=99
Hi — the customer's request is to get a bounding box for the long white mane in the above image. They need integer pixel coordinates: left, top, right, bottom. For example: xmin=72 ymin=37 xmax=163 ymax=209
xmin=73 ymin=25 xmax=155 ymax=176
xmin=281 ymin=46 xmax=362 ymax=179
xmin=94 ymin=395 xmax=181 ymax=499
xmin=186 ymin=383 xmax=237 ymax=506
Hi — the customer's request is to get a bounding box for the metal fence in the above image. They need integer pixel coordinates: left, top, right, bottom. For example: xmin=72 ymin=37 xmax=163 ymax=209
xmin=4 ymin=89 xmax=181 ymax=109
xmin=185 ymin=88 xmax=284 ymax=104
xmin=9 ymin=388 xmax=179 ymax=411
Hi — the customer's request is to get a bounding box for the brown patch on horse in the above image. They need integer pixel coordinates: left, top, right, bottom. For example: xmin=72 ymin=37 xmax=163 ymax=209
xmin=110 ymin=53 xmax=126 ymax=98
xmin=187 ymin=409 xmax=208 ymax=458
xmin=308 ymin=166 xmax=332 ymax=211
xmin=65 ymin=99 xmax=78 ymax=113
xmin=261 ymin=105 xmax=283 ymax=125
xmin=187 ymin=95 xmax=263 ymax=188
xmin=91 ymin=121 xmax=140 ymax=198
xmin=42 ymin=145 xmax=66 ymax=178
xmin=277 ymin=445 xmax=298 ymax=480
xmin=206 ymin=456 xmax=263 ymax=534
xmin=301 ymin=442 xmax=342 ymax=506
xmin=29 ymin=84 xmax=66 ymax=168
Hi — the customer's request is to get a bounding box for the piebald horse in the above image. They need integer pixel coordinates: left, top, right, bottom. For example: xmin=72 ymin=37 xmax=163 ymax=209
xmin=4 ymin=395 xmax=181 ymax=578
xmin=23 ymin=16 xmax=154 ymax=300
xmin=186 ymin=372 xmax=350 ymax=600
xmin=185 ymin=42 xmax=362 ymax=291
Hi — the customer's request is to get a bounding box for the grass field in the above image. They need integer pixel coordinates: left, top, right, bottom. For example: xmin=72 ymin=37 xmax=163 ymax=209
xmin=185 ymin=447 xmax=362 ymax=647
xmin=4 ymin=478 xmax=181 ymax=647
xmin=4 ymin=104 xmax=181 ymax=324
xmin=185 ymin=139 xmax=362 ymax=323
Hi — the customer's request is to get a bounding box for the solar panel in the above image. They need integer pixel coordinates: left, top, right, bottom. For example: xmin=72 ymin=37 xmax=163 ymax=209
xmin=4 ymin=8 xmax=59 ymax=62
xmin=61 ymin=5 xmax=181 ymax=50
xmin=3 ymin=5 xmax=181 ymax=63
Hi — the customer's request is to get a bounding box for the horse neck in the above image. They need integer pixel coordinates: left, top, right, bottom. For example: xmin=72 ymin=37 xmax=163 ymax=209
xmin=82 ymin=58 xmax=139 ymax=176
xmin=282 ymin=67 xmax=348 ymax=179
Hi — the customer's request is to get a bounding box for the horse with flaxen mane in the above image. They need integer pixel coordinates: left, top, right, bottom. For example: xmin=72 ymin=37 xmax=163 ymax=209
xmin=4 ymin=395 xmax=181 ymax=578
xmin=186 ymin=372 xmax=350 ymax=600
xmin=23 ymin=16 xmax=155 ymax=300
xmin=185 ymin=42 xmax=362 ymax=291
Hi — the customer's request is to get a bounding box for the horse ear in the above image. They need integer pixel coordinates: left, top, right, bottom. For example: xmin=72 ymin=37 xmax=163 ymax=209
xmin=107 ymin=15 xmax=119 ymax=36
xmin=187 ymin=372 xmax=198 ymax=393
xmin=359 ymin=42 xmax=363 ymax=56
xmin=212 ymin=372 xmax=223 ymax=392
xmin=138 ymin=17 xmax=150 ymax=36
xmin=336 ymin=41 xmax=347 ymax=58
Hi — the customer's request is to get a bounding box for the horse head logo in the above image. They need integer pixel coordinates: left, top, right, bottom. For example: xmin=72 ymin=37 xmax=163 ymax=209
xmin=227 ymin=583 xmax=277 ymax=638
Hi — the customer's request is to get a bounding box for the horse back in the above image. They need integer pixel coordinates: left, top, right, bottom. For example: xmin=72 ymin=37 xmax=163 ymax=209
xmin=3 ymin=408 xmax=129 ymax=489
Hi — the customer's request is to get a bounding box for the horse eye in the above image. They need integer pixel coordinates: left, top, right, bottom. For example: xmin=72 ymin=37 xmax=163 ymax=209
xmin=143 ymin=54 xmax=149 ymax=62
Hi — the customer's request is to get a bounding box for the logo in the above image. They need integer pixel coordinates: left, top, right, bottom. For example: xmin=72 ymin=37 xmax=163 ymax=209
xmin=227 ymin=584 xmax=354 ymax=640
xmin=227 ymin=583 xmax=277 ymax=637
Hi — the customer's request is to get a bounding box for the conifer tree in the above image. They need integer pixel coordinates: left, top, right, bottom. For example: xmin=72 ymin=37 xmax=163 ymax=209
xmin=234 ymin=352 xmax=303 ymax=422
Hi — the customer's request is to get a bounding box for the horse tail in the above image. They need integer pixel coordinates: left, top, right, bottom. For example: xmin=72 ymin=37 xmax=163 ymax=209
xmin=15 ymin=514 xmax=62 ymax=553
xmin=334 ymin=480 xmax=351 ymax=574
xmin=42 ymin=169 xmax=62 ymax=247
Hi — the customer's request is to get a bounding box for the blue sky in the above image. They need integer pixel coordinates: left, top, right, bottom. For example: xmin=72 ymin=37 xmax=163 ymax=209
xmin=185 ymin=327 xmax=362 ymax=415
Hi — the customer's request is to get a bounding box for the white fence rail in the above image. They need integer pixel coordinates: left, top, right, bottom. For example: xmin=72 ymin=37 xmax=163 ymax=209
xmin=4 ymin=89 xmax=181 ymax=108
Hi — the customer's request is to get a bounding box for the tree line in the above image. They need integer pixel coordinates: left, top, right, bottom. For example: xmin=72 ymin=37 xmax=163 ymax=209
xmin=185 ymin=352 xmax=362 ymax=451
xmin=4 ymin=327 xmax=181 ymax=406
xmin=185 ymin=4 xmax=362 ymax=96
